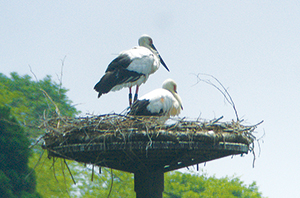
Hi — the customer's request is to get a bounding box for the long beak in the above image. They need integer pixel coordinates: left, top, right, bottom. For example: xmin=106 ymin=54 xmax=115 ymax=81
xmin=177 ymin=93 xmax=183 ymax=110
xmin=151 ymin=44 xmax=170 ymax=72
xmin=173 ymin=91 xmax=183 ymax=110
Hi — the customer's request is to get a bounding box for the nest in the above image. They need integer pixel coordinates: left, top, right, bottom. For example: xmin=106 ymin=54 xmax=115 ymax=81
xmin=40 ymin=114 xmax=261 ymax=172
xmin=41 ymin=114 xmax=258 ymax=148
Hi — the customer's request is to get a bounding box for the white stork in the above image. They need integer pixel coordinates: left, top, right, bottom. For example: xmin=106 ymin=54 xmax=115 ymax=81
xmin=129 ymin=79 xmax=183 ymax=119
xmin=94 ymin=34 xmax=169 ymax=106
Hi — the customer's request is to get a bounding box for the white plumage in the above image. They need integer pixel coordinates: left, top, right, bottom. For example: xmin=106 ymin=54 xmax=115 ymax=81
xmin=94 ymin=34 xmax=169 ymax=105
xmin=129 ymin=79 xmax=183 ymax=118
xmin=110 ymin=47 xmax=158 ymax=91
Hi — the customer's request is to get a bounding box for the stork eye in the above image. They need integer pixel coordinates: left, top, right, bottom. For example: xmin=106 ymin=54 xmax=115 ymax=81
xmin=174 ymin=85 xmax=177 ymax=93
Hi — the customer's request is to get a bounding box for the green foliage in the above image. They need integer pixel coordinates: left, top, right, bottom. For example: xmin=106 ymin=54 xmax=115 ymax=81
xmin=29 ymin=152 xmax=74 ymax=198
xmin=0 ymin=72 xmax=79 ymax=139
xmin=0 ymin=71 xmax=80 ymax=197
xmin=164 ymin=171 xmax=264 ymax=198
xmin=69 ymin=166 xmax=135 ymax=197
xmin=29 ymin=153 xmax=135 ymax=198
xmin=29 ymin=154 xmax=265 ymax=198
xmin=164 ymin=171 xmax=205 ymax=198
xmin=0 ymin=106 xmax=41 ymax=197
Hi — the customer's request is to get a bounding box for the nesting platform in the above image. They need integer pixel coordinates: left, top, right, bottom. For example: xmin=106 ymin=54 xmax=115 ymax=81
xmin=41 ymin=114 xmax=258 ymax=198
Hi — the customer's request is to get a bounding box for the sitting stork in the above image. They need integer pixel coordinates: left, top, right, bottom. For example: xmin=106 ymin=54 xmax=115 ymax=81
xmin=129 ymin=79 xmax=183 ymax=120
xmin=94 ymin=34 xmax=169 ymax=106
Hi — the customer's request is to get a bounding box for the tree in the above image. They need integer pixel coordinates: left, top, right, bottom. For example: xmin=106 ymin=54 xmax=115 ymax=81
xmin=0 ymin=72 xmax=79 ymax=197
xmin=0 ymin=72 xmax=79 ymax=139
xmin=164 ymin=171 xmax=264 ymax=198
xmin=0 ymin=106 xmax=41 ymax=197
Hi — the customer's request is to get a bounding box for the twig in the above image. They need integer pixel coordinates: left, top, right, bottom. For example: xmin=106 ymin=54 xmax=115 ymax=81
xmin=196 ymin=112 xmax=202 ymax=122
xmin=256 ymin=129 xmax=265 ymax=158
xmin=29 ymin=135 xmax=45 ymax=149
xmin=252 ymin=148 xmax=256 ymax=168
xmin=211 ymin=116 xmax=224 ymax=124
xmin=56 ymin=55 xmax=67 ymax=97
xmin=61 ymin=158 xmax=67 ymax=188
xmin=91 ymin=164 xmax=94 ymax=182
xmin=107 ymin=168 xmax=114 ymax=198
xmin=52 ymin=157 xmax=59 ymax=183
xmin=40 ymin=88 xmax=61 ymax=116
xmin=64 ymin=159 xmax=76 ymax=185
xmin=29 ymin=65 xmax=39 ymax=82
xmin=192 ymin=73 xmax=240 ymax=121
xmin=25 ymin=150 xmax=45 ymax=180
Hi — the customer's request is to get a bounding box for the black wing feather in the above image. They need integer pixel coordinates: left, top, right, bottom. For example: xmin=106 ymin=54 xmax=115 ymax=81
xmin=94 ymin=53 xmax=145 ymax=98
xmin=129 ymin=99 xmax=164 ymax=116
xmin=94 ymin=68 xmax=144 ymax=98
xmin=106 ymin=54 xmax=132 ymax=72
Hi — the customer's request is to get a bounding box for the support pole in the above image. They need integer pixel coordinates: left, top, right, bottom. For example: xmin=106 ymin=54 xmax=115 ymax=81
xmin=134 ymin=169 xmax=164 ymax=198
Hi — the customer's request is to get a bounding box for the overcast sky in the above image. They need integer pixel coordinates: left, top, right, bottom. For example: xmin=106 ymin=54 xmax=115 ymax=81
xmin=1 ymin=1 xmax=300 ymax=197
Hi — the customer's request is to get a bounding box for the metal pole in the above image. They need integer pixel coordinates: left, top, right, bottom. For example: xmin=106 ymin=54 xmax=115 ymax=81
xmin=134 ymin=169 xmax=164 ymax=198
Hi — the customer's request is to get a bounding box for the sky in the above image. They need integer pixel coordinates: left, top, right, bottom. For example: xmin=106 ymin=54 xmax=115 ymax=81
xmin=1 ymin=1 xmax=300 ymax=197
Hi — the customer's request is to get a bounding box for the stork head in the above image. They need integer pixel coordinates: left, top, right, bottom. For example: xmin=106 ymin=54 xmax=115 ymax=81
xmin=138 ymin=34 xmax=153 ymax=47
xmin=138 ymin=34 xmax=170 ymax=72
xmin=162 ymin=79 xmax=183 ymax=110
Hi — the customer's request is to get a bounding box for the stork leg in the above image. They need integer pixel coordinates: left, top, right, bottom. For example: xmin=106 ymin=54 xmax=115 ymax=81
xmin=129 ymin=87 xmax=133 ymax=106
xmin=134 ymin=85 xmax=139 ymax=102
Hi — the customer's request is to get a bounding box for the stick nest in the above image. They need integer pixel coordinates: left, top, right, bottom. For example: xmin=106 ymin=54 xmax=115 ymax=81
xmin=41 ymin=114 xmax=260 ymax=150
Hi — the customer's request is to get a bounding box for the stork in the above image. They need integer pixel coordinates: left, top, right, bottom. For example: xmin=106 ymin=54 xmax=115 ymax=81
xmin=94 ymin=34 xmax=169 ymax=106
xmin=128 ymin=79 xmax=183 ymax=120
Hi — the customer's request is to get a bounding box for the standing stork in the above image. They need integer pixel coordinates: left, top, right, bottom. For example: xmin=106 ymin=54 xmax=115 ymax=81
xmin=94 ymin=34 xmax=169 ymax=106
xmin=129 ymin=78 xmax=183 ymax=119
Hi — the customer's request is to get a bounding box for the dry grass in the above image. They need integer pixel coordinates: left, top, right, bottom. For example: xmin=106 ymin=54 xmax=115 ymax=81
xmin=41 ymin=114 xmax=261 ymax=150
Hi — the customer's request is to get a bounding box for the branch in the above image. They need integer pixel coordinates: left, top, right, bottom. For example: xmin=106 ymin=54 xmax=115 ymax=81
xmin=192 ymin=73 xmax=240 ymax=121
